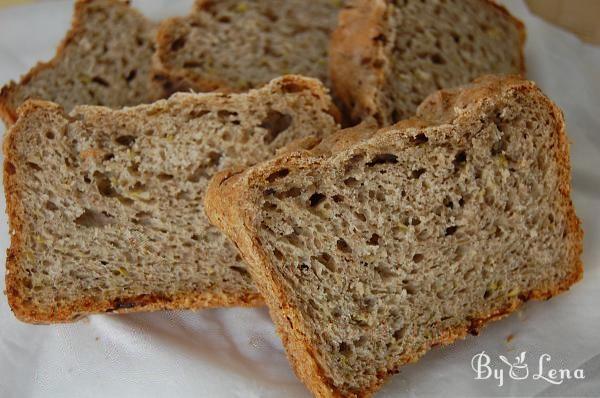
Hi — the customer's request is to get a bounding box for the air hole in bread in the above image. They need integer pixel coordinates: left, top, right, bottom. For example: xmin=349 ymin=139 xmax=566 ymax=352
xmin=115 ymin=135 xmax=136 ymax=147
xmin=355 ymin=212 xmax=367 ymax=222
xmin=413 ymin=133 xmax=428 ymax=144
xmin=94 ymin=172 xmax=116 ymax=197
xmin=366 ymin=153 xmax=398 ymax=167
xmin=207 ymin=151 xmax=222 ymax=167
xmin=26 ymin=162 xmax=42 ymax=171
xmin=314 ymin=252 xmax=336 ymax=272
xmin=431 ymin=53 xmax=445 ymax=65
xmin=260 ymin=111 xmax=293 ymax=144
xmin=75 ymin=209 xmax=114 ymax=228
xmin=298 ymin=263 xmax=310 ymax=273
xmin=491 ymin=136 xmax=507 ymax=156
xmin=132 ymin=211 xmax=152 ymax=226
xmin=262 ymin=201 xmax=277 ymax=211
xmin=393 ymin=327 xmax=406 ymax=340
xmin=187 ymin=166 xmax=205 ymax=183
xmin=412 ymin=253 xmax=424 ymax=263
xmin=286 ymin=234 xmax=302 ymax=248
xmin=170 ymin=37 xmax=186 ymax=51
xmin=157 ymin=173 xmax=173 ymax=181
xmin=273 ymin=248 xmax=284 ymax=260
xmin=188 ymin=109 xmax=209 ymax=119
xmin=344 ymin=154 xmax=365 ymax=173
xmin=336 ymin=239 xmax=351 ymax=253
xmin=367 ymin=233 xmax=380 ymax=246
xmin=280 ymin=81 xmax=306 ymax=93
xmin=276 ymin=187 xmax=302 ymax=199
xmin=45 ymin=131 xmax=55 ymax=140
xmin=309 ymin=193 xmax=326 ymax=207
xmin=125 ymin=69 xmax=137 ymax=83
xmin=266 ymin=168 xmax=289 ymax=182
xmin=45 ymin=201 xmax=58 ymax=211
xmin=445 ymin=226 xmax=458 ymax=236
xmin=375 ymin=266 xmax=394 ymax=280
xmin=453 ymin=151 xmax=467 ymax=170
xmin=411 ymin=168 xmax=426 ymax=179
xmin=332 ymin=195 xmax=344 ymax=203
xmin=344 ymin=177 xmax=358 ymax=187
xmin=230 ymin=266 xmax=250 ymax=276
xmin=91 ymin=76 xmax=109 ymax=87
xmin=217 ymin=110 xmax=238 ymax=120
xmin=443 ymin=196 xmax=454 ymax=208
xmin=451 ymin=31 xmax=460 ymax=43
xmin=118 ymin=197 xmax=134 ymax=206
xmin=338 ymin=342 xmax=351 ymax=356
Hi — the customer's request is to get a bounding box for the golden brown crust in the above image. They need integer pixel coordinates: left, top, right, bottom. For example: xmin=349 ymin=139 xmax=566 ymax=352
xmin=0 ymin=0 xmax=159 ymax=127
xmin=330 ymin=0 xmax=527 ymax=125
xmin=329 ymin=0 xmax=388 ymax=125
xmin=205 ymin=76 xmax=582 ymax=397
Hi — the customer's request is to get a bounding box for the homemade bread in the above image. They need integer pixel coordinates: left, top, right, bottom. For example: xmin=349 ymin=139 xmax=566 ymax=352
xmin=205 ymin=76 xmax=582 ymax=397
xmin=4 ymin=75 xmax=339 ymax=323
xmin=330 ymin=0 xmax=525 ymax=125
xmin=0 ymin=0 xmax=159 ymax=125
xmin=153 ymin=0 xmax=345 ymax=95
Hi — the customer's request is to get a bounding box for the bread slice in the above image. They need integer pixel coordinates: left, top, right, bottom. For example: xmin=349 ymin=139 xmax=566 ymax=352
xmin=0 ymin=0 xmax=159 ymax=125
xmin=3 ymin=75 xmax=339 ymax=323
xmin=153 ymin=0 xmax=345 ymax=95
xmin=205 ymin=76 xmax=583 ymax=397
xmin=330 ymin=0 xmax=525 ymax=125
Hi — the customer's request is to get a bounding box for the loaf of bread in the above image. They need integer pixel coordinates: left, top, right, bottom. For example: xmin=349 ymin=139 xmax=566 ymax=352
xmin=153 ymin=0 xmax=345 ymax=95
xmin=3 ymin=75 xmax=339 ymax=323
xmin=205 ymin=76 xmax=582 ymax=397
xmin=330 ymin=0 xmax=525 ymax=125
xmin=0 ymin=0 xmax=159 ymax=125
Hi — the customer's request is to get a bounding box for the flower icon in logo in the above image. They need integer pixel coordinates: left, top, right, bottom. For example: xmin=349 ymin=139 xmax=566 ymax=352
xmin=499 ymin=351 xmax=529 ymax=380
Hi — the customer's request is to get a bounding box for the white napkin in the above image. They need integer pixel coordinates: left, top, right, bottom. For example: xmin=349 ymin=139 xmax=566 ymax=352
xmin=0 ymin=1 xmax=598 ymax=397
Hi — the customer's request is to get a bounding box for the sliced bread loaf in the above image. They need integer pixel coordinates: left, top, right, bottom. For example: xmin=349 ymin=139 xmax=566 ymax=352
xmin=153 ymin=0 xmax=345 ymax=95
xmin=0 ymin=0 xmax=159 ymax=125
xmin=205 ymin=76 xmax=582 ymax=397
xmin=330 ymin=0 xmax=525 ymax=125
xmin=4 ymin=75 xmax=339 ymax=323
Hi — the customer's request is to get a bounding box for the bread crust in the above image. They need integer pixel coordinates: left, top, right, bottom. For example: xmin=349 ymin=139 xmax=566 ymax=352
xmin=0 ymin=0 xmax=160 ymax=127
xmin=205 ymin=76 xmax=582 ymax=397
xmin=329 ymin=0 xmax=527 ymax=125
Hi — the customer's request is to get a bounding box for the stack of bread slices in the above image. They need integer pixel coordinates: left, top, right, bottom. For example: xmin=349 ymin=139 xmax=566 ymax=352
xmin=1 ymin=1 xmax=582 ymax=397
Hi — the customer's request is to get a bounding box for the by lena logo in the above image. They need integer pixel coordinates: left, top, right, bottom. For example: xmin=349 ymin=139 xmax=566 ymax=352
xmin=471 ymin=351 xmax=585 ymax=387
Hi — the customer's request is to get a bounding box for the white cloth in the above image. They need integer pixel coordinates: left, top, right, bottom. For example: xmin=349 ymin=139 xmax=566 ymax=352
xmin=0 ymin=1 xmax=599 ymax=397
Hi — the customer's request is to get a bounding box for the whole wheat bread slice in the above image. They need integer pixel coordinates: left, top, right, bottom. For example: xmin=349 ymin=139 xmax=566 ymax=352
xmin=205 ymin=76 xmax=582 ymax=397
xmin=3 ymin=75 xmax=339 ymax=323
xmin=331 ymin=0 xmax=525 ymax=125
xmin=0 ymin=0 xmax=160 ymax=125
xmin=153 ymin=0 xmax=345 ymax=95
